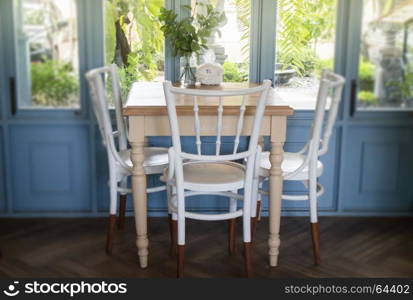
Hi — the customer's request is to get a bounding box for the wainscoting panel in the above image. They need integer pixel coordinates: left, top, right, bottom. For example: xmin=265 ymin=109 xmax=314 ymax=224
xmin=95 ymin=129 xmax=110 ymax=212
xmin=341 ymin=126 xmax=413 ymax=212
xmin=260 ymin=123 xmax=338 ymax=213
xmin=9 ymin=124 xmax=92 ymax=212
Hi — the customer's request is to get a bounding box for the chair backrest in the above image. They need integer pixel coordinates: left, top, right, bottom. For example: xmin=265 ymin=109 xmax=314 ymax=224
xmin=163 ymin=81 xmax=272 ymax=164
xmin=85 ymin=65 xmax=129 ymax=169
xmin=308 ymin=69 xmax=345 ymax=158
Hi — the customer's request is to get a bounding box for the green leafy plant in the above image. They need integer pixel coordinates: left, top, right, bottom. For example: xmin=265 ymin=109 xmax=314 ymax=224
xmin=234 ymin=0 xmax=250 ymax=61
xmin=359 ymin=58 xmax=375 ymax=91
xmin=158 ymin=2 xmax=225 ymax=58
xmin=233 ymin=0 xmax=336 ymax=77
xmin=223 ymin=62 xmax=248 ymax=82
xmin=358 ymin=90 xmax=377 ymax=105
xmin=400 ymin=72 xmax=413 ymax=100
xmin=387 ymin=72 xmax=413 ymax=101
xmin=105 ymin=0 xmax=164 ymax=91
xmin=276 ymin=0 xmax=336 ymax=76
xmin=31 ymin=60 xmax=79 ymax=107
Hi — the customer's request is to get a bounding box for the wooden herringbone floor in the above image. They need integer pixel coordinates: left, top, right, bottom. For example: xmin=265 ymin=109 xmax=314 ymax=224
xmin=0 ymin=217 xmax=412 ymax=278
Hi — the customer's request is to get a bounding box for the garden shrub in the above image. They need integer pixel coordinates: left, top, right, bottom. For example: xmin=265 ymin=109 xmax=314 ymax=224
xmin=223 ymin=62 xmax=248 ymax=82
xmin=31 ymin=60 xmax=79 ymax=107
xmin=359 ymin=59 xmax=375 ymax=91
xmin=358 ymin=90 xmax=377 ymax=106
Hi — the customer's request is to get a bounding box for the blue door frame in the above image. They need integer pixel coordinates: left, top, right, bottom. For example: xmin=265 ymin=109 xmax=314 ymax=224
xmin=0 ymin=0 xmax=412 ymax=217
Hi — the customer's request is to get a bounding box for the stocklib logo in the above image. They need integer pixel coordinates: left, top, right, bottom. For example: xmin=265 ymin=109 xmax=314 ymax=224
xmin=3 ymin=281 xmax=20 ymax=297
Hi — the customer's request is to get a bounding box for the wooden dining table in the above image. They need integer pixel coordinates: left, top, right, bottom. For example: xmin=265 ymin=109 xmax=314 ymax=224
xmin=123 ymin=81 xmax=294 ymax=268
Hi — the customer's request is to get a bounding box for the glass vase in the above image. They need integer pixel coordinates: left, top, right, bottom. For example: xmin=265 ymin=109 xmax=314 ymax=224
xmin=180 ymin=55 xmax=197 ymax=86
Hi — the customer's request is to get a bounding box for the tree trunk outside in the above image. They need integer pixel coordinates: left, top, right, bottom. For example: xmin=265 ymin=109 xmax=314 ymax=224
xmin=113 ymin=19 xmax=131 ymax=67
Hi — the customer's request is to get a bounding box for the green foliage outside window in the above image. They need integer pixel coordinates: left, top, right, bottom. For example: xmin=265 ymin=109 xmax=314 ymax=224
xmin=233 ymin=0 xmax=337 ymax=79
xmin=358 ymin=90 xmax=377 ymax=105
xmin=276 ymin=0 xmax=336 ymax=76
xmin=223 ymin=62 xmax=248 ymax=82
xmin=359 ymin=59 xmax=375 ymax=91
xmin=358 ymin=58 xmax=377 ymax=106
xmin=31 ymin=60 xmax=79 ymax=107
xmin=105 ymin=0 xmax=164 ymax=93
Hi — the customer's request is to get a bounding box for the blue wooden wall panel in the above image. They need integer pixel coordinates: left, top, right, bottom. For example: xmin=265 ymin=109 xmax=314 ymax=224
xmin=9 ymin=124 xmax=92 ymax=212
xmin=95 ymin=128 xmax=110 ymax=212
xmin=0 ymin=128 xmax=5 ymax=212
xmin=258 ymin=123 xmax=338 ymax=214
xmin=341 ymin=126 xmax=413 ymax=212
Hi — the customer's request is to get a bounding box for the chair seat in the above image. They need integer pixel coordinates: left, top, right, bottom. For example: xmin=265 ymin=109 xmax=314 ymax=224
xmin=259 ymin=151 xmax=323 ymax=180
xmin=120 ymin=147 xmax=169 ymax=175
xmin=181 ymin=161 xmax=245 ymax=192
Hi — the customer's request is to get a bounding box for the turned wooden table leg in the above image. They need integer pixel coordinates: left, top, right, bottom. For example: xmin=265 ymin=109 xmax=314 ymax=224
xmin=129 ymin=116 xmax=149 ymax=268
xmin=268 ymin=116 xmax=286 ymax=267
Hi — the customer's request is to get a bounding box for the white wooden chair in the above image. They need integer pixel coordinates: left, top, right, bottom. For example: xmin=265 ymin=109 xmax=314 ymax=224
xmin=85 ymin=65 xmax=168 ymax=253
xmin=255 ymin=70 xmax=345 ymax=265
xmin=162 ymin=80 xmax=271 ymax=278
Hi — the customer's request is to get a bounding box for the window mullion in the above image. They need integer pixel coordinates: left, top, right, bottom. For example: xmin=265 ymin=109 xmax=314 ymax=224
xmin=250 ymin=0 xmax=276 ymax=83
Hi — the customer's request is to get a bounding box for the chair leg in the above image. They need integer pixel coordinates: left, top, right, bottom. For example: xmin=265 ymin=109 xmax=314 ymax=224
xmin=228 ymin=218 xmax=236 ymax=255
xmin=170 ymin=218 xmax=178 ymax=257
xmin=310 ymin=222 xmax=321 ymax=265
xmin=177 ymin=245 xmax=185 ymax=278
xmin=243 ymin=242 xmax=253 ymax=278
xmin=250 ymin=201 xmax=261 ymax=239
xmin=118 ymin=194 xmax=127 ymax=230
xmin=106 ymin=214 xmax=116 ymax=254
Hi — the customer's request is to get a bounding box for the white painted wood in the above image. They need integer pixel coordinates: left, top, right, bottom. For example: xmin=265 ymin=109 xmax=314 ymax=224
xmin=216 ymin=97 xmax=223 ymax=155
xmin=258 ymin=152 xmax=324 ymax=180
xmin=85 ymin=65 xmax=168 ymax=219
xmin=234 ymin=95 xmax=247 ymax=154
xmin=163 ymin=80 xmax=271 ymax=247
xmin=259 ymin=70 xmax=345 ymax=225
xmin=193 ymin=96 xmax=202 ymax=155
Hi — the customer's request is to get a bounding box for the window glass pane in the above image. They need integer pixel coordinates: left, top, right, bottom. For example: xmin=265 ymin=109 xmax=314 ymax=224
xmin=192 ymin=0 xmax=250 ymax=82
xmin=275 ymin=0 xmax=337 ymax=109
xmin=104 ymin=0 xmax=165 ymax=99
xmin=16 ymin=0 xmax=80 ymax=108
xmin=358 ymin=0 xmax=413 ymax=110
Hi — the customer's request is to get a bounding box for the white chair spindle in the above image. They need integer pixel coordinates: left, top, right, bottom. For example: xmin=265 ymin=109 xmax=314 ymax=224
xmin=216 ymin=96 xmax=224 ymax=156
xmin=233 ymin=95 xmax=247 ymax=154
xmin=193 ymin=96 xmax=202 ymax=155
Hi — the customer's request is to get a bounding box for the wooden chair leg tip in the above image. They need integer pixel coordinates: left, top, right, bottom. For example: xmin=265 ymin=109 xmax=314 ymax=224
xmin=310 ymin=222 xmax=321 ymax=266
xmin=106 ymin=214 xmax=116 ymax=254
xmin=177 ymin=245 xmax=185 ymax=278
xmin=228 ymin=219 xmax=236 ymax=256
xmin=243 ymin=242 xmax=253 ymax=278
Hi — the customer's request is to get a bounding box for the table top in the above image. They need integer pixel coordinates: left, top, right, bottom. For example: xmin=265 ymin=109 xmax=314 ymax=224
xmin=123 ymin=82 xmax=294 ymax=116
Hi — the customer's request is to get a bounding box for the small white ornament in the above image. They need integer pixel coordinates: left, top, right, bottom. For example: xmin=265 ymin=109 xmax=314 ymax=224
xmin=196 ymin=50 xmax=223 ymax=85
